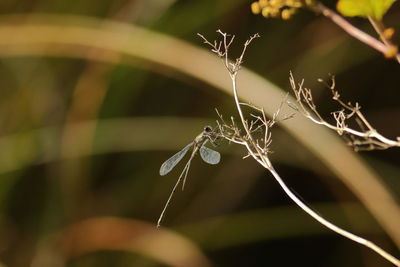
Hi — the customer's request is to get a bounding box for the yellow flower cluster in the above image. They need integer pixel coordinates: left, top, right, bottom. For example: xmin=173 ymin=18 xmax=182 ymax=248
xmin=251 ymin=0 xmax=314 ymax=20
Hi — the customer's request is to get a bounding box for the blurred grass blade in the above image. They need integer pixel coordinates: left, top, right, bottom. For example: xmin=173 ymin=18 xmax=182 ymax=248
xmin=32 ymin=217 xmax=211 ymax=267
xmin=0 ymin=14 xmax=399 ymax=248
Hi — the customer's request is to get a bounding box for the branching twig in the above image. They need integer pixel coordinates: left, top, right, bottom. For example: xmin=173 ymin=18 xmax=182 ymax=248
xmin=200 ymin=30 xmax=400 ymax=266
xmin=289 ymin=73 xmax=400 ymax=151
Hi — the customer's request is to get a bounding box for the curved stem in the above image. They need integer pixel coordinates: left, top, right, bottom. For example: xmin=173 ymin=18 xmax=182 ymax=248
xmin=226 ymin=36 xmax=400 ymax=266
xmin=231 ymin=73 xmax=272 ymax=169
xmin=312 ymin=3 xmax=400 ymax=60
xmin=268 ymin=166 xmax=400 ymax=266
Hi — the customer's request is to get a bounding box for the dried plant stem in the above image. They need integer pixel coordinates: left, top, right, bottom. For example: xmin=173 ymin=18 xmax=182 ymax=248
xmin=231 ymin=70 xmax=400 ymax=267
xmin=201 ymin=30 xmax=400 ymax=266
xmin=267 ymin=166 xmax=400 ymax=266
xmin=290 ymin=73 xmax=400 ymax=151
xmin=234 ymin=72 xmax=400 ymax=267
xmin=312 ymin=3 xmax=400 ymax=60
xmin=231 ymin=75 xmax=273 ymax=169
xmin=306 ymin=113 xmax=400 ymax=148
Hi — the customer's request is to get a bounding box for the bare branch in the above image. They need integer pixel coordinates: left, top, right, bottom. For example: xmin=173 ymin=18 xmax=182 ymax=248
xmin=290 ymin=72 xmax=400 ymax=150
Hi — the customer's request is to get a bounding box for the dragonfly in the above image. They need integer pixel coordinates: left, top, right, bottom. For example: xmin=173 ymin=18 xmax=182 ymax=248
xmin=158 ymin=125 xmax=221 ymax=227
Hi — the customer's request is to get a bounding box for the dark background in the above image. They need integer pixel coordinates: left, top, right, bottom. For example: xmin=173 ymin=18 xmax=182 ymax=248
xmin=0 ymin=0 xmax=399 ymax=266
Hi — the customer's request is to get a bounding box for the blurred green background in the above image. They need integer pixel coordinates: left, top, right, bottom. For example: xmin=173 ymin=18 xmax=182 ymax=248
xmin=0 ymin=0 xmax=399 ymax=266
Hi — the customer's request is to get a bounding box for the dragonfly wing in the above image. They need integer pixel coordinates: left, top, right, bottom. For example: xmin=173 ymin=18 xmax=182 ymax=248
xmin=159 ymin=143 xmax=192 ymax=176
xmin=200 ymin=145 xmax=221 ymax=165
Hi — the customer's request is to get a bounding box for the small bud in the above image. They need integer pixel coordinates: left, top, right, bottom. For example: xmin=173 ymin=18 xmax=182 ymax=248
xmin=259 ymin=0 xmax=269 ymax=7
xmin=286 ymin=0 xmax=302 ymax=7
xmin=269 ymin=0 xmax=278 ymax=5
xmin=251 ymin=2 xmax=261 ymax=14
xmin=262 ymin=7 xmax=271 ymax=17
xmin=384 ymin=45 xmax=398 ymax=58
xmin=292 ymin=0 xmax=303 ymax=8
xmin=281 ymin=9 xmax=292 ymax=20
xmin=286 ymin=0 xmax=295 ymax=6
xmin=383 ymin=28 xmax=395 ymax=40
xmin=270 ymin=0 xmax=284 ymax=7
xmin=269 ymin=7 xmax=280 ymax=17
xmin=305 ymin=0 xmax=315 ymax=6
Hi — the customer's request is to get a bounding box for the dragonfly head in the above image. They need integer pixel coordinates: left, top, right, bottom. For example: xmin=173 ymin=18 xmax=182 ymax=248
xmin=203 ymin=125 xmax=212 ymax=133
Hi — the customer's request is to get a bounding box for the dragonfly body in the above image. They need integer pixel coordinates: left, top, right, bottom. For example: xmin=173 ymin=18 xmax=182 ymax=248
xmin=157 ymin=126 xmax=220 ymax=227
xmin=159 ymin=126 xmax=220 ymax=176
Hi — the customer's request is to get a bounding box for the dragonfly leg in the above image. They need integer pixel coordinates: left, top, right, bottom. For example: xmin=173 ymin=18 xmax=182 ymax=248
xmin=181 ymin=148 xmax=197 ymax=190
xmin=181 ymin=161 xmax=192 ymax=191
xmin=158 ymin=147 xmax=196 ymax=227
xmin=158 ymin=162 xmax=189 ymax=227
xmin=207 ymin=135 xmax=221 ymax=147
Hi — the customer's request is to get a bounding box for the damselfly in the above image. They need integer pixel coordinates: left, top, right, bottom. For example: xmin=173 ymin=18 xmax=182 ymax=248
xmin=158 ymin=126 xmax=220 ymax=227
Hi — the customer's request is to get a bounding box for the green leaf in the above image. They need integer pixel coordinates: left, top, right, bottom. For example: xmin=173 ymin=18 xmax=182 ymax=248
xmin=337 ymin=0 xmax=398 ymax=20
